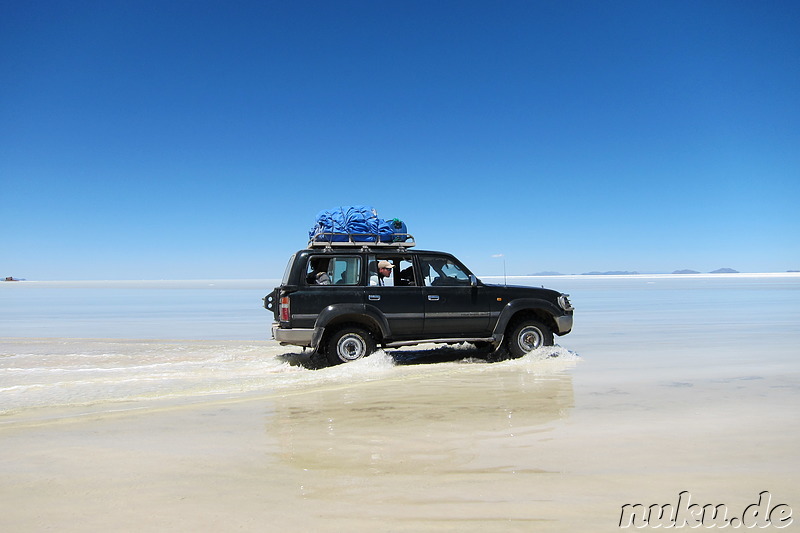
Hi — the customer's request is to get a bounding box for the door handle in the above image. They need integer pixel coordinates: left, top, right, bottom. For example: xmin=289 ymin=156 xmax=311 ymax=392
xmin=368 ymin=295 xmax=381 ymax=301
xmin=428 ymin=295 xmax=440 ymax=301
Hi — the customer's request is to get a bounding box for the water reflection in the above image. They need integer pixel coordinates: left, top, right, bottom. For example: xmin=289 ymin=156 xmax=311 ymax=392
xmin=267 ymin=359 xmax=575 ymax=475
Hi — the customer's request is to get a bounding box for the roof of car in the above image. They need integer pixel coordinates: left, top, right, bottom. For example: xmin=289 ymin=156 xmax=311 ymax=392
xmin=307 ymin=233 xmax=416 ymax=249
xmin=300 ymin=247 xmax=451 ymax=255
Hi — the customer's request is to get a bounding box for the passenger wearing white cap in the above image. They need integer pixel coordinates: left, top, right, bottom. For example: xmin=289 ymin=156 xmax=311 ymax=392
xmin=370 ymin=260 xmax=394 ymax=286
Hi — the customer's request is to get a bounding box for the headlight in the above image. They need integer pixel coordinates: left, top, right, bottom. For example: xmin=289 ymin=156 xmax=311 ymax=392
xmin=558 ymin=294 xmax=573 ymax=311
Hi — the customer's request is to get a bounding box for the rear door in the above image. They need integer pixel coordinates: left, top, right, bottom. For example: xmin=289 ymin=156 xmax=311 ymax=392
xmin=364 ymin=254 xmax=424 ymax=339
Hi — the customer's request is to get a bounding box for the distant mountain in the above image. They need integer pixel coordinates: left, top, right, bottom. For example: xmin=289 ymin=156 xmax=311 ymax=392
xmin=710 ymin=268 xmax=739 ymax=274
xmin=528 ymin=271 xmax=564 ymax=276
xmin=673 ymin=269 xmax=700 ymax=274
xmin=582 ymin=271 xmax=639 ymax=276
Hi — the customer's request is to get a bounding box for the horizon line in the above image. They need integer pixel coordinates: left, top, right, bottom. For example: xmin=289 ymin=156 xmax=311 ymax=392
xmin=4 ymin=271 xmax=800 ymax=284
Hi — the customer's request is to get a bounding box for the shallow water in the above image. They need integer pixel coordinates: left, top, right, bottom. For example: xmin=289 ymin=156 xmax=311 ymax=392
xmin=2 ymin=274 xmax=798 ymax=417
xmin=0 ymin=335 xmax=577 ymax=419
xmin=1 ymin=275 xmax=798 ymax=531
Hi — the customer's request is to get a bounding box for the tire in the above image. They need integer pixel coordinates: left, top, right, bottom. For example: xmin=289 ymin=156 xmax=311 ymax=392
xmin=506 ymin=319 xmax=554 ymax=359
xmin=326 ymin=326 xmax=377 ymax=365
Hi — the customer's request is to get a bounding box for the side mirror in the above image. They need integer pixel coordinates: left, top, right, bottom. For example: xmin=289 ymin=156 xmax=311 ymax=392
xmin=469 ymin=274 xmax=478 ymax=287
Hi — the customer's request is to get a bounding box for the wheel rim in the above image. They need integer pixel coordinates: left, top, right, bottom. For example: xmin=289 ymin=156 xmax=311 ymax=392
xmin=337 ymin=333 xmax=367 ymax=361
xmin=517 ymin=325 xmax=543 ymax=352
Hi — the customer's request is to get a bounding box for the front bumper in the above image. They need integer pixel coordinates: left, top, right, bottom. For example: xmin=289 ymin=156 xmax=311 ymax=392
xmin=272 ymin=323 xmax=314 ymax=347
xmin=554 ymin=314 xmax=573 ymax=335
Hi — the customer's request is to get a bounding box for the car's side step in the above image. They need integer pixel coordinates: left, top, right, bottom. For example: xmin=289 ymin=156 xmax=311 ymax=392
xmin=384 ymin=337 xmax=495 ymax=348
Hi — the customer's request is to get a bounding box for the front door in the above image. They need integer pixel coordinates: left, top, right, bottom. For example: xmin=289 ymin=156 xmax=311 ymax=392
xmin=417 ymin=254 xmax=492 ymax=337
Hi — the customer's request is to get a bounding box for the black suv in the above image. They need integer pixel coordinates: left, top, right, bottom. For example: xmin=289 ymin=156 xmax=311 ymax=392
xmin=265 ymin=238 xmax=573 ymax=366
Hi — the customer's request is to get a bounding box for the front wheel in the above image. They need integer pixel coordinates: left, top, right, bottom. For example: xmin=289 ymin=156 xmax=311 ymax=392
xmin=326 ymin=326 xmax=377 ymax=365
xmin=506 ymin=319 xmax=554 ymax=358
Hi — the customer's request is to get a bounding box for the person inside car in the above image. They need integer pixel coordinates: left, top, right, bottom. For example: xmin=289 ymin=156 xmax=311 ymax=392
xmin=369 ymin=260 xmax=394 ymax=286
xmin=307 ymin=258 xmax=331 ymax=285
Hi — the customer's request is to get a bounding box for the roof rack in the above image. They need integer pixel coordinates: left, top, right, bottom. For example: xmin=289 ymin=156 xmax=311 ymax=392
xmin=308 ymin=232 xmax=416 ymax=249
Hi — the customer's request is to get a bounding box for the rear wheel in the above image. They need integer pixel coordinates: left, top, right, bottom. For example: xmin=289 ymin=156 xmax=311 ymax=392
xmin=506 ymin=319 xmax=553 ymax=358
xmin=326 ymin=326 xmax=376 ymax=365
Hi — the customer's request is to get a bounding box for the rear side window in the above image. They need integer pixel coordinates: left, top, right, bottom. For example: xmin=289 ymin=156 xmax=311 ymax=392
xmin=281 ymin=253 xmax=297 ymax=285
xmin=331 ymin=257 xmax=362 ymax=285
xmin=306 ymin=256 xmax=362 ymax=286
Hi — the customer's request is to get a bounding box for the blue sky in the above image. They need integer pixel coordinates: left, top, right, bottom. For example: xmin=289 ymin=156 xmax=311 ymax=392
xmin=2 ymin=0 xmax=798 ymax=279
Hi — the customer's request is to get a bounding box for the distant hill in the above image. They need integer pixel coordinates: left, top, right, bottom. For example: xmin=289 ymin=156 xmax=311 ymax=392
xmin=673 ymin=269 xmax=700 ymax=274
xmin=528 ymin=271 xmax=564 ymax=276
xmin=710 ymin=268 xmax=739 ymax=274
xmin=582 ymin=271 xmax=639 ymax=276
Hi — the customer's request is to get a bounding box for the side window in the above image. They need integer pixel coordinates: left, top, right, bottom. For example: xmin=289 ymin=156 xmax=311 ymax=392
xmin=331 ymin=257 xmax=361 ymax=285
xmin=306 ymin=257 xmax=331 ymax=285
xmin=395 ymin=258 xmax=415 ymax=286
xmin=306 ymin=256 xmax=361 ymax=286
xmin=368 ymin=256 xmax=416 ymax=287
xmin=420 ymin=256 xmax=470 ymax=286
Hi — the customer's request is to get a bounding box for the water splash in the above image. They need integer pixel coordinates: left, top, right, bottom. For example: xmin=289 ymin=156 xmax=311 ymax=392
xmin=0 ymin=339 xmax=580 ymax=418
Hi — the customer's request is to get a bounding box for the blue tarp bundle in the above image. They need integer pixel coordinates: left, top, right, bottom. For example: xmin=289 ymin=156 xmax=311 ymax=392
xmin=309 ymin=206 xmax=408 ymax=243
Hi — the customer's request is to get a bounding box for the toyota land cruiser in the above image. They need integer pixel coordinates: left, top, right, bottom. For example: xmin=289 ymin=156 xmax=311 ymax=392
xmin=265 ymin=236 xmax=573 ymax=366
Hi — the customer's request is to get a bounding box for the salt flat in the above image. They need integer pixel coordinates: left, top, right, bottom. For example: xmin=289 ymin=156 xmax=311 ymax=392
xmin=1 ymin=275 xmax=798 ymax=531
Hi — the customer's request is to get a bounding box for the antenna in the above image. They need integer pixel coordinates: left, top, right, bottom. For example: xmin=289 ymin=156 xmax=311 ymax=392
xmin=492 ymin=253 xmax=507 ymax=286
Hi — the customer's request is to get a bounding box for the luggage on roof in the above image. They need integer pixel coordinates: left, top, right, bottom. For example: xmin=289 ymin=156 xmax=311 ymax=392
xmin=308 ymin=205 xmax=413 ymax=247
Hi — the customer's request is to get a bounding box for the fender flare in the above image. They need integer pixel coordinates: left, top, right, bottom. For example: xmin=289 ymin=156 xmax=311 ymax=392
xmin=492 ymin=298 xmax=561 ymax=342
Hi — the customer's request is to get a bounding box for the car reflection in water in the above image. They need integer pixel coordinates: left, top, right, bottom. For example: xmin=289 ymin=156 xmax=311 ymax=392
xmin=266 ymin=347 xmax=576 ymax=478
